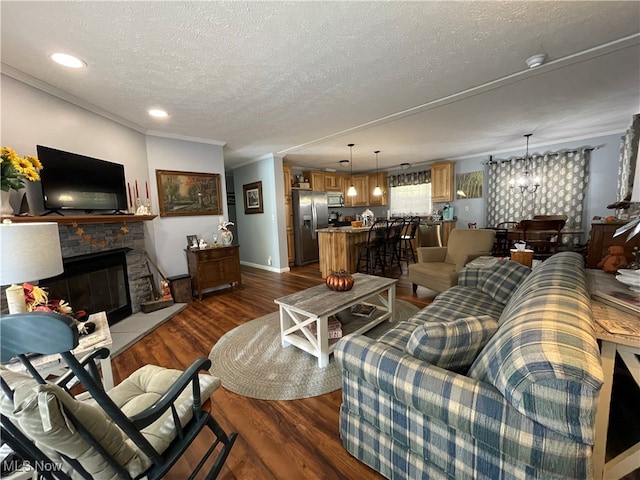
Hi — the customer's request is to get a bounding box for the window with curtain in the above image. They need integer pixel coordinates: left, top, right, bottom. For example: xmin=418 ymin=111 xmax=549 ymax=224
xmin=389 ymin=183 xmax=432 ymax=216
xmin=485 ymin=150 xmax=590 ymax=230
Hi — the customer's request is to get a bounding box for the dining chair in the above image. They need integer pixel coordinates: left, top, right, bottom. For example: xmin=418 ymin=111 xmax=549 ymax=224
xmin=533 ymin=214 xmax=568 ymax=223
xmin=520 ymin=219 xmax=566 ymax=260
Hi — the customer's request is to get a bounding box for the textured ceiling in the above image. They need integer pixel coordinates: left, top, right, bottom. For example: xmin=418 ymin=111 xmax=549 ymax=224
xmin=1 ymin=1 xmax=639 ymax=173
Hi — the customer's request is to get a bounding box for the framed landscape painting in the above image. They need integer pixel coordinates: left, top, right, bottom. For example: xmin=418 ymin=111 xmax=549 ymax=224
xmin=156 ymin=169 xmax=222 ymax=217
xmin=243 ymin=181 xmax=264 ymax=214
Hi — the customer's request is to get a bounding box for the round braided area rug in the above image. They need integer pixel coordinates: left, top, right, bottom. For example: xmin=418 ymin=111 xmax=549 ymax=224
xmin=208 ymin=299 xmax=419 ymax=400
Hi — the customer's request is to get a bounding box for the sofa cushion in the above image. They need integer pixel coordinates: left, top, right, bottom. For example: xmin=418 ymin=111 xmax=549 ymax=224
xmin=468 ymin=287 xmax=603 ymax=443
xmin=423 ymin=285 xmax=506 ymax=321
xmin=477 ymin=259 xmax=531 ymax=305
xmin=405 ymin=315 xmax=499 ymax=370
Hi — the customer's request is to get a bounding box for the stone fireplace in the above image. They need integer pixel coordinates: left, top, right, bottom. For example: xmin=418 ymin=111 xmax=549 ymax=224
xmin=46 ymin=220 xmax=152 ymax=324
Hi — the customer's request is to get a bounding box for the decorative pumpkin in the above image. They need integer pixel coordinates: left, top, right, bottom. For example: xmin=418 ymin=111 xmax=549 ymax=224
xmin=325 ymin=270 xmax=355 ymax=291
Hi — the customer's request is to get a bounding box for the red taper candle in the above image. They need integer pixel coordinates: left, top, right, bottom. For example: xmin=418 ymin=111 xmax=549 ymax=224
xmin=135 ymin=180 xmax=139 ymax=198
xmin=127 ymin=182 xmax=133 ymax=207
xmin=146 ymin=181 xmax=149 ymax=199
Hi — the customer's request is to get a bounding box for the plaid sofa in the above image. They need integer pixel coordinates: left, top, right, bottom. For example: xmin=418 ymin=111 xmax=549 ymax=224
xmin=335 ymin=252 xmax=604 ymax=479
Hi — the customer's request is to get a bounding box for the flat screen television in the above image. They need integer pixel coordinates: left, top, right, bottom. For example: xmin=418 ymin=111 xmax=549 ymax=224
xmin=37 ymin=145 xmax=128 ymax=214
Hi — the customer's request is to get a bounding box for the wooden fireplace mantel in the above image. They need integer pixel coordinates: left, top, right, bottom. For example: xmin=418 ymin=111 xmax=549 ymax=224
xmin=1 ymin=214 xmax=157 ymax=226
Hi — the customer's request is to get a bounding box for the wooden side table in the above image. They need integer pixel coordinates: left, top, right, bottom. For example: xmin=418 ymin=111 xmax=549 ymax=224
xmin=185 ymin=245 xmax=242 ymax=300
xmin=510 ymin=248 xmax=534 ymax=268
xmin=588 ymin=270 xmax=640 ymax=480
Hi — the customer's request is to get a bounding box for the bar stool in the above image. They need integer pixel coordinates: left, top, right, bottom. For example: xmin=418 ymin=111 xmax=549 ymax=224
xmin=382 ymin=218 xmax=405 ymax=275
xmin=400 ymin=216 xmax=421 ymax=269
xmin=355 ymin=219 xmax=386 ymax=275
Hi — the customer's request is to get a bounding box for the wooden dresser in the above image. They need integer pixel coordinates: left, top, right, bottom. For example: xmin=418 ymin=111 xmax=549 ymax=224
xmin=185 ymin=245 xmax=242 ymax=300
xmin=586 ymin=220 xmax=640 ymax=268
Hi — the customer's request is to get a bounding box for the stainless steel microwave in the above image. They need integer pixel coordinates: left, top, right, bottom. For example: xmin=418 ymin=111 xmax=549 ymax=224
xmin=327 ymin=192 xmax=344 ymax=207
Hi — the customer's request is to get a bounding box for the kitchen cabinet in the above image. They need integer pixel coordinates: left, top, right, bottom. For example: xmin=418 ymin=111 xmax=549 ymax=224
xmin=186 ymin=245 xmax=242 ymax=300
xmin=368 ymin=172 xmax=388 ymax=206
xmin=305 ymin=171 xmax=325 ymax=191
xmin=304 ymin=171 xmax=346 ymax=192
xmin=323 ymin=173 xmax=344 ymax=192
xmin=344 ymin=175 xmax=370 ymax=207
xmin=431 ymin=162 xmax=455 ymax=203
xmin=283 ymin=164 xmax=295 ymax=266
xmin=586 ymin=220 xmax=640 ymax=268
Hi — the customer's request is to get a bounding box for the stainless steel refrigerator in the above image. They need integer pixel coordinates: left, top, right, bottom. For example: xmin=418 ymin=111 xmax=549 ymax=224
xmin=292 ymin=190 xmax=329 ymax=265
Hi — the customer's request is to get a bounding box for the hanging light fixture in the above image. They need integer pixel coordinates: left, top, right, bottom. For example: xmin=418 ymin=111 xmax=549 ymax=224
xmin=347 ymin=143 xmax=357 ymax=197
xmin=373 ymin=150 xmax=382 ymax=197
xmin=509 ymin=133 xmax=540 ymax=194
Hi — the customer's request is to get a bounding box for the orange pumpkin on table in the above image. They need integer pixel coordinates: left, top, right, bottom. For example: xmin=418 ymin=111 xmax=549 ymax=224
xmin=326 ymin=270 xmax=355 ymax=291
xmin=597 ymin=246 xmax=628 ymax=273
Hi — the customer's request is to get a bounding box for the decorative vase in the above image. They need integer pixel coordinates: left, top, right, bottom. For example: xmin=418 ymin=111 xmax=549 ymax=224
xmin=0 ymin=190 xmax=14 ymax=216
xmin=220 ymin=230 xmax=233 ymax=246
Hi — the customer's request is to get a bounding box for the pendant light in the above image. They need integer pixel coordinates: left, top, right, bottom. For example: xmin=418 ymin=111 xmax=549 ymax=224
xmin=347 ymin=143 xmax=357 ymax=197
xmin=373 ymin=150 xmax=382 ymax=196
xmin=509 ymin=133 xmax=540 ymax=194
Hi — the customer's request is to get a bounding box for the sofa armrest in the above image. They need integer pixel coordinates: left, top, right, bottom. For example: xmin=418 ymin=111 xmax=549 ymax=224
xmin=416 ymin=247 xmax=447 ymax=263
xmin=335 ymin=334 xmax=582 ymax=461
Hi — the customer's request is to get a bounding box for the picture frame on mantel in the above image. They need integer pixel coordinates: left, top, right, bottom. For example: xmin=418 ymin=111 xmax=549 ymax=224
xmin=243 ymin=181 xmax=264 ymax=214
xmin=156 ymin=169 xmax=222 ymax=217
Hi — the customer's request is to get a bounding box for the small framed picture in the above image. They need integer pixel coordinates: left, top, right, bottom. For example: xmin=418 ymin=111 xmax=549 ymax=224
xmin=243 ymin=181 xmax=264 ymax=214
xmin=186 ymin=235 xmax=198 ymax=249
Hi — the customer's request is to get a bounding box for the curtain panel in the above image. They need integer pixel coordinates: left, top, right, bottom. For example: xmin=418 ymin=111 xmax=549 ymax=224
xmin=485 ymin=150 xmax=590 ymax=230
xmin=388 ymin=170 xmax=431 ymax=187
xmin=617 ymin=114 xmax=640 ymax=201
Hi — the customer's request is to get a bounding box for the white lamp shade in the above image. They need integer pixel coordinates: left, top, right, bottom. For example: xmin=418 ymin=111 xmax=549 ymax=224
xmin=0 ymin=222 xmax=64 ymax=285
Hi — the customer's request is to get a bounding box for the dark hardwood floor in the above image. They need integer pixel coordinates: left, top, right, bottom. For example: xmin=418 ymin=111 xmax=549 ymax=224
xmin=112 ymin=263 xmax=639 ymax=479
xmin=112 ymin=263 xmax=435 ymax=479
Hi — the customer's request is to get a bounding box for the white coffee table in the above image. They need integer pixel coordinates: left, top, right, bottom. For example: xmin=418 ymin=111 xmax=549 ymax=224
xmin=275 ymin=273 xmax=397 ymax=367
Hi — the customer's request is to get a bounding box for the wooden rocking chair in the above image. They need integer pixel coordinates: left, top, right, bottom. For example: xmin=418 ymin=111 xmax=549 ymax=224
xmin=0 ymin=311 xmax=237 ymax=480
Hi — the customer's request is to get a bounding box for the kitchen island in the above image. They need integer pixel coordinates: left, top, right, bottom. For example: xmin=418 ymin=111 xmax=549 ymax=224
xmin=317 ymin=226 xmax=370 ymax=278
xmin=317 ymin=220 xmax=453 ymax=278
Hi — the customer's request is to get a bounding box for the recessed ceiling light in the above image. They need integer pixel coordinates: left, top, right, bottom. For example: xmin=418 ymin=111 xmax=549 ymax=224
xmin=525 ymin=53 xmax=547 ymax=69
xmin=50 ymin=52 xmax=86 ymax=69
xmin=148 ymin=109 xmax=169 ymax=118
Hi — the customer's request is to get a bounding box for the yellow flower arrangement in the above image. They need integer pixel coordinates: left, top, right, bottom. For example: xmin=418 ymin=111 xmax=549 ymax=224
xmin=1 ymin=146 xmax=42 ymax=192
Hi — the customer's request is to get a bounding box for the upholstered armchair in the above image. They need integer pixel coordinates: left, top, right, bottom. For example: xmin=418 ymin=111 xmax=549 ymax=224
xmin=408 ymin=228 xmax=496 ymax=293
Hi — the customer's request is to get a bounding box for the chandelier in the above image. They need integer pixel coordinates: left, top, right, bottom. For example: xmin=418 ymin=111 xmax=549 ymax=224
xmin=509 ymin=134 xmax=540 ymax=194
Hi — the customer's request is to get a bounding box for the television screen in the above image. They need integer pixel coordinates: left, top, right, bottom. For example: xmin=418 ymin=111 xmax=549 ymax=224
xmin=37 ymin=145 xmax=128 ymax=213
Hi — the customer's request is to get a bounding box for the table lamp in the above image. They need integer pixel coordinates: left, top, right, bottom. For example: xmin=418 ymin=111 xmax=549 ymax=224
xmin=0 ymin=221 xmax=64 ymax=314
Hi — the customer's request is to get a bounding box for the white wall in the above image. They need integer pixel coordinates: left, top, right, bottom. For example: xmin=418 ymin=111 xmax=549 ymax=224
xmin=233 ymin=154 xmax=289 ymax=272
xmin=1 ymin=75 xmax=228 ymax=278
xmin=145 ymin=136 xmax=226 ymax=277
xmin=1 ymin=75 xmax=148 ymax=214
